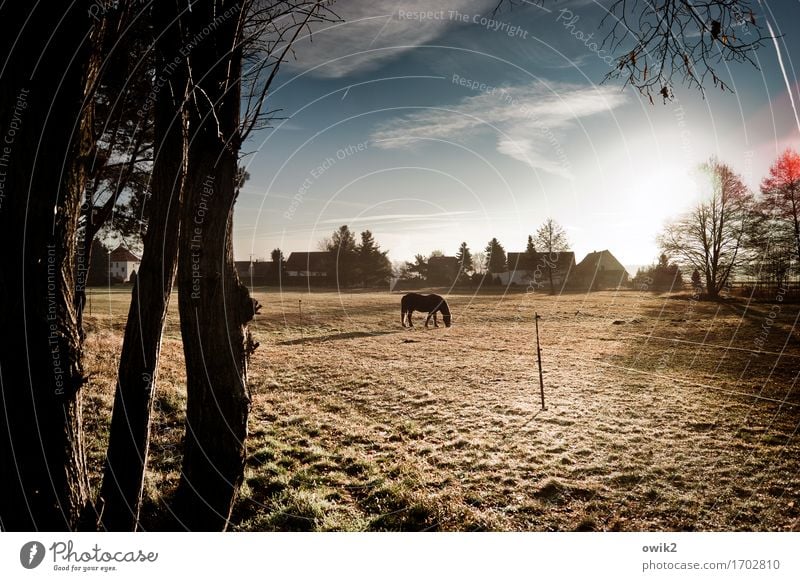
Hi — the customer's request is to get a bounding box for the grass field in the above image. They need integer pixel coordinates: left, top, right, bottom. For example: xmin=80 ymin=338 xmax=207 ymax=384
xmin=82 ymin=286 xmax=800 ymax=531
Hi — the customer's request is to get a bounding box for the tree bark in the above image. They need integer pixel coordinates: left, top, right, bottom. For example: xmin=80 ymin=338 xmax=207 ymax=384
xmin=98 ymin=0 xmax=189 ymax=531
xmin=790 ymin=189 xmax=800 ymax=263
xmin=174 ymin=0 xmax=257 ymax=531
xmin=0 ymin=2 xmax=100 ymax=530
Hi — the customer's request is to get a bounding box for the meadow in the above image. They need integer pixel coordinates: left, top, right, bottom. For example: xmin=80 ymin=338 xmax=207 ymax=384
xmin=82 ymin=286 xmax=800 ymax=531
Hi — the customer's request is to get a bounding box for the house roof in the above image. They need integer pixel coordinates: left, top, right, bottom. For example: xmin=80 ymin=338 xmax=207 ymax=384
xmin=428 ymin=256 xmax=459 ymax=268
xmin=506 ymin=251 xmax=575 ymax=272
xmin=109 ymin=245 xmax=140 ymax=262
xmin=575 ymin=250 xmax=627 ymax=274
xmin=285 ymin=251 xmax=329 ymax=272
xmin=235 ymin=260 xmax=275 ymax=277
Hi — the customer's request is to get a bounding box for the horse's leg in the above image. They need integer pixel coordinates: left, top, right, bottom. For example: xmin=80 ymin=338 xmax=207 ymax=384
xmin=407 ymin=310 xmax=413 ymax=327
xmin=401 ymin=309 xmax=406 ymax=327
xmin=425 ymin=312 xmax=432 ymax=328
xmin=433 ymin=311 xmax=439 ymax=328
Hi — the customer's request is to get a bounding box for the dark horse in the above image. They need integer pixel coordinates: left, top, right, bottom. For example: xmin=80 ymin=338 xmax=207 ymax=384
xmin=401 ymin=293 xmax=451 ymax=328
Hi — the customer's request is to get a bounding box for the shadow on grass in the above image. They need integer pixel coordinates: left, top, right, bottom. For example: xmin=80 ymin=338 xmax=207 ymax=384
xmin=277 ymin=330 xmax=401 ymax=345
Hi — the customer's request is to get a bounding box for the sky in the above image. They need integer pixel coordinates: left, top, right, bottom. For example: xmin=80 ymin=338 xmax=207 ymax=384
xmin=233 ymin=0 xmax=800 ymax=272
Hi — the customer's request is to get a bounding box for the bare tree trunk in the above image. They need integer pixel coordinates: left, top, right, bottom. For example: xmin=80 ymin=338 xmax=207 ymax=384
xmin=0 ymin=2 xmax=100 ymax=530
xmin=790 ymin=190 xmax=800 ymax=263
xmin=174 ymin=0 xmax=257 ymax=530
xmin=98 ymin=0 xmax=188 ymax=530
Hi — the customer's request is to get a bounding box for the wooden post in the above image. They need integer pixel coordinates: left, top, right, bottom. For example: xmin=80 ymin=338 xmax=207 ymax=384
xmin=535 ymin=312 xmax=546 ymax=410
xmin=298 ymin=299 xmax=303 ymax=345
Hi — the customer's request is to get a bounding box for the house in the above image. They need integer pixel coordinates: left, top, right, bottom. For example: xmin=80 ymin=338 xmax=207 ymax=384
xmin=427 ymin=256 xmax=460 ymax=286
xmin=501 ymin=251 xmax=576 ymax=289
xmin=108 ymin=245 xmax=140 ymax=283
xmin=235 ymin=260 xmax=278 ymax=286
xmin=285 ymin=251 xmax=329 ymax=280
xmin=573 ymin=250 xmax=629 ymax=289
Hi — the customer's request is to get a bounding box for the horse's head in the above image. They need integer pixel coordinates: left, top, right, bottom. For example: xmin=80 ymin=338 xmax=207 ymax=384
xmin=439 ymin=300 xmax=452 ymax=327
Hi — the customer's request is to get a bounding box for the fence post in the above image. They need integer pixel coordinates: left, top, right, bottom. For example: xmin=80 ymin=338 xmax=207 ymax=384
xmin=535 ymin=312 xmax=546 ymax=410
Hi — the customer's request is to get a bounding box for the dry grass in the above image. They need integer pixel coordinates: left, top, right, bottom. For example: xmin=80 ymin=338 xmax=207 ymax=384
xmin=82 ymin=286 xmax=800 ymax=531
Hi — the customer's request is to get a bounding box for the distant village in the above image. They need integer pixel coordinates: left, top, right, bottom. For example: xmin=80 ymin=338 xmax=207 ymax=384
xmin=88 ymin=241 xmax=635 ymax=292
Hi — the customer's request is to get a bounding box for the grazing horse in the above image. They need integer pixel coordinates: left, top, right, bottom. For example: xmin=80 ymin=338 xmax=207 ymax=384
xmin=401 ymin=293 xmax=451 ymax=328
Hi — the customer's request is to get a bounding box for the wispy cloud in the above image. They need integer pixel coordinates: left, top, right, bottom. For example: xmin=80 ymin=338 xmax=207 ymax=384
xmin=370 ymin=81 xmax=628 ymax=178
xmin=285 ymin=0 xmax=498 ymax=78
xmin=320 ymin=210 xmax=475 ymax=225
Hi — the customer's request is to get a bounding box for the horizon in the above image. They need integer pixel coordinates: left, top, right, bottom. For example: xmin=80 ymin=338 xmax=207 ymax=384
xmin=234 ymin=238 xmax=648 ymax=277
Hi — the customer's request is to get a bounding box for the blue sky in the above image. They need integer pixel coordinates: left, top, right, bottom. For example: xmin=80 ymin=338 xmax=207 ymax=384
xmin=234 ymin=0 xmax=800 ymax=271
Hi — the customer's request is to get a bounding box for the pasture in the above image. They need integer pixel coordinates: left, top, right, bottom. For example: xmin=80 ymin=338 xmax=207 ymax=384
xmin=82 ymin=287 xmax=800 ymax=531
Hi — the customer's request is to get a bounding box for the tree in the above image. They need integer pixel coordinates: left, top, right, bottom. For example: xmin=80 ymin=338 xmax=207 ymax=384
xmin=173 ymin=1 xmax=332 ymax=530
xmin=655 ymin=253 xmax=683 ymax=290
xmin=635 ymin=254 xmax=683 ymax=291
xmin=534 ymin=218 xmax=570 ymax=294
xmin=325 ymin=225 xmax=359 ymax=287
xmin=519 ymin=234 xmax=538 ymax=281
xmin=99 ymin=0 xmax=189 ymax=531
xmin=455 ymin=242 xmax=474 ymax=283
xmin=472 ymin=251 xmax=487 ymax=276
xmin=405 ymin=254 xmax=429 ymax=280
xmin=357 ymin=230 xmax=391 ymax=287
xmin=172 ymin=0 xmax=255 ymax=530
xmin=761 ymin=149 xmax=800 ymax=262
xmin=271 ymin=248 xmax=285 ymax=284
xmin=743 ymin=205 xmax=794 ymax=289
xmin=485 ymin=238 xmax=507 ymax=274
xmin=525 ymin=235 xmax=536 ymax=256
xmin=691 ymin=269 xmax=703 ymax=290
xmin=659 ymin=158 xmax=754 ymax=299
xmin=534 ymin=219 xmax=570 ymax=254
xmin=0 ymin=0 xmax=110 ymax=531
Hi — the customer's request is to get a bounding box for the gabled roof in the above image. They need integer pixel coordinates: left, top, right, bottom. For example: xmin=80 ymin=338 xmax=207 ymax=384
xmin=428 ymin=256 xmax=459 ymax=267
xmin=285 ymin=251 xmax=329 ymax=272
xmin=235 ymin=260 xmax=275 ymax=277
xmin=576 ymin=250 xmax=627 ymax=274
xmin=109 ymin=245 xmax=140 ymax=262
xmin=506 ymin=251 xmax=575 ymax=272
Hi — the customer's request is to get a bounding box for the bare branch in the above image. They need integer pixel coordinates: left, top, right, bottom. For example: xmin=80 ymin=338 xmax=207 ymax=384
xmin=497 ymin=1 xmax=772 ymax=102
xmin=601 ymin=0 xmax=771 ymax=101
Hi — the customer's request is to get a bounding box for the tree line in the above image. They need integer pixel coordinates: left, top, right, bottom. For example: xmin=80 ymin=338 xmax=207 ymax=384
xmin=320 ymin=225 xmax=392 ymax=287
xmin=399 ymin=218 xmax=570 ymax=287
xmin=658 ymin=152 xmax=800 ymax=299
